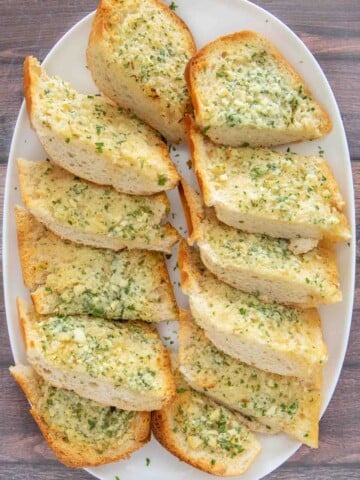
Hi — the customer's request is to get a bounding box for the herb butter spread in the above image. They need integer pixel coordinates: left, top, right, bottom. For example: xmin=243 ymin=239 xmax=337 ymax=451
xmin=171 ymin=374 xmax=255 ymax=459
xmin=39 ymin=248 xmax=173 ymax=321
xmin=195 ymin=42 xmax=325 ymax=132
xmin=39 ymin=380 xmax=136 ymax=450
xmin=32 ymin=314 xmax=164 ymax=392
xmin=20 ymin=159 xmax=173 ymax=247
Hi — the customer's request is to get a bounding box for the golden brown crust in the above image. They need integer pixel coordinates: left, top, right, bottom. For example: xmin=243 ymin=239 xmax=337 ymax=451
xmin=17 ymin=298 xmax=37 ymax=357
xmin=10 ymin=365 xmax=151 ymax=468
xmin=185 ymin=120 xmax=350 ymax=243
xmin=15 ymin=206 xmax=50 ymax=290
xmin=23 ymin=56 xmax=38 ymax=130
xmin=187 ymin=30 xmax=332 ymax=138
xmin=153 ymin=337 xmax=177 ymax=409
xmin=178 ymin=240 xmax=199 ymax=295
xmin=24 ymin=56 xmax=180 ymax=192
xmin=17 ymin=158 xmax=180 ymax=253
xmin=178 ymin=178 xmax=204 ymax=245
xmin=155 ymin=251 xmax=179 ymax=320
xmin=185 ymin=116 xmax=212 ymax=206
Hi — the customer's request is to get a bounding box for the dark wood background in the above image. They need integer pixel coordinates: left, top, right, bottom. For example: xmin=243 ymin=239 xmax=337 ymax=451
xmin=0 ymin=1 xmax=359 ymax=479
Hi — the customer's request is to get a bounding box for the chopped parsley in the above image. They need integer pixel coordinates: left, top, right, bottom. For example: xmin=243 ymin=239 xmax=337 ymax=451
xmin=157 ymin=174 xmax=167 ymax=186
xmin=95 ymin=142 xmax=104 ymax=153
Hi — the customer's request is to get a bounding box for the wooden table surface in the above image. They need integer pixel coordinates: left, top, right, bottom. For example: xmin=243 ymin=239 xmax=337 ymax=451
xmin=0 ymin=1 xmax=359 ymax=479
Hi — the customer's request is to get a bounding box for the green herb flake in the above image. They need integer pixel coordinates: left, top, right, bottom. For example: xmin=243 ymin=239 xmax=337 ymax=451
xmin=95 ymin=142 xmax=104 ymax=153
xmin=146 ymin=457 xmax=151 ymax=466
xmin=65 ymin=138 xmax=70 ymax=143
xmin=169 ymin=1 xmax=178 ymax=10
xmin=157 ymin=174 xmax=167 ymax=186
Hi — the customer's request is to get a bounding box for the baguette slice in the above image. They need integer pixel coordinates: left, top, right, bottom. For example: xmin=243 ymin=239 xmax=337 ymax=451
xmin=10 ymin=365 xmax=150 ymax=467
xmin=179 ymin=180 xmax=342 ymax=307
xmin=187 ymin=31 xmax=332 ymax=147
xmin=152 ymin=366 xmax=261 ymax=476
xmin=178 ymin=310 xmax=321 ymax=448
xmin=18 ymin=299 xmax=175 ymax=411
xmin=187 ymin=118 xmax=350 ymax=243
xmin=24 ymin=56 xmax=179 ymax=194
xmin=18 ymin=158 xmax=179 ymax=253
xmin=87 ymin=0 xmax=196 ymax=143
xmin=15 ymin=207 xmax=177 ymax=322
xmin=179 ymin=241 xmax=327 ymax=382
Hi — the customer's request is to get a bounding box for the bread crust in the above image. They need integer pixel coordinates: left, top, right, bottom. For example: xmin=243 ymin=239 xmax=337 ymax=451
xmin=87 ymin=0 xmax=196 ymax=143
xmin=10 ymin=365 xmax=150 ymax=468
xmin=178 ymin=178 xmax=204 ymax=246
xmin=187 ymin=31 xmax=332 ymax=147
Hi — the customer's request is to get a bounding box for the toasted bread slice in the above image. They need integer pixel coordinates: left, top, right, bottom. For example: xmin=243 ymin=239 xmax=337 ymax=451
xmin=152 ymin=367 xmax=261 ymax=476
xmin=87 ymin=0 xmax=196 ymax=143
xmin=17 ymin=158 xmax=179 ymax=253
xmin=187 ymin=118 xmax=350 ymax=243
xmin=178 ymin=241 xmax=327 ymax=382
xmin=18 ymin=299 xmax=175 ymax=411
xmin=15 ymin=207 xmax=177 ymax=322
xmin=179 ymin=180 xmax=341 ymax=307
xmin=178 ymin=310 xmax=321 ymax=448
xmin=187 ymin=31 xmax=332 ymax=147
xmin=10 ymin=364 xmax=150 ymax=467
xmin=24 ymin=56 xmax=179 ymax=194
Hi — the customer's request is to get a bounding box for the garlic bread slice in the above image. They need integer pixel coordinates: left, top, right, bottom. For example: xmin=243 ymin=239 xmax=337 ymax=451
xmin=187 ymin=31 xmax=331 ymax=147
xmin=18 ymin=158 xmax=179 ymax=253
xmin=152 ymin=367 xmax=261 ymax=476
xmin=10 ymin=364 xmax=150 ymax=467
xmin=18 ymin=299 xmax=175 ymax=411
xmin=24 ymin=56 xmax=179 ymax=194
